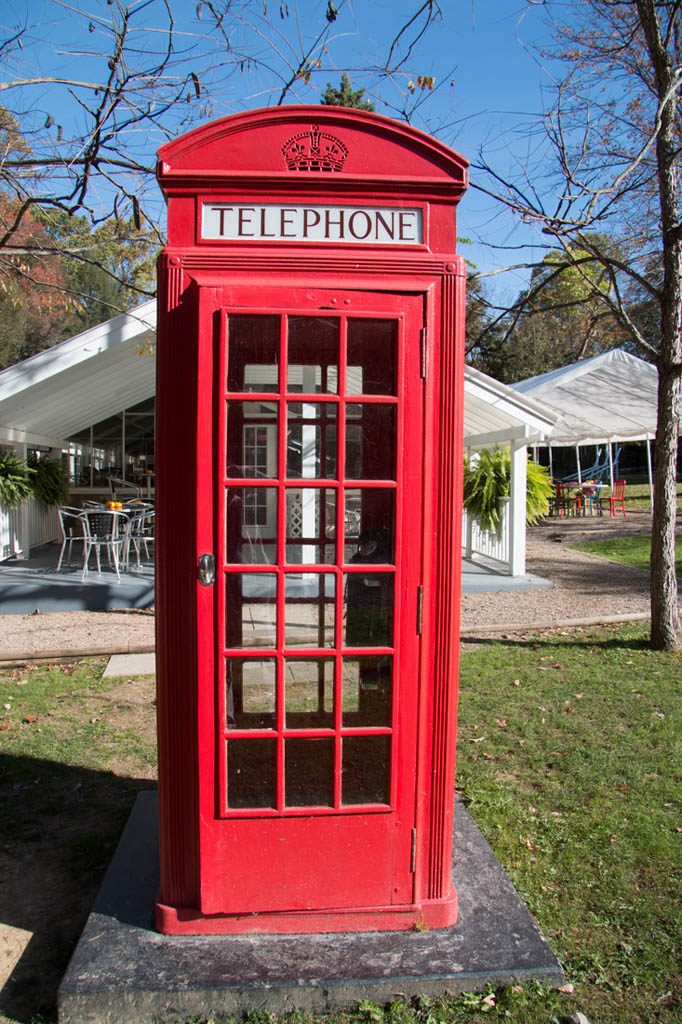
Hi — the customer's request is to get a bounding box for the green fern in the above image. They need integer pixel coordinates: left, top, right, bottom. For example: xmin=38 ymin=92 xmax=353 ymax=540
xmin=27 ymin=454 xmax=70 ymax=509
xmin=0 ymin=450 xmax=35 ymax=509
xmin=525 ymin=456 xmax=554 ymax=524
xmin=463 ymin=448 xmax=553 ymax=534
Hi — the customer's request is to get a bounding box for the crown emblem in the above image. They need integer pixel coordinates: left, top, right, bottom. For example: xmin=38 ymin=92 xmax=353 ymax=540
xmin=282 ymin=126 xmax=348 ymax=172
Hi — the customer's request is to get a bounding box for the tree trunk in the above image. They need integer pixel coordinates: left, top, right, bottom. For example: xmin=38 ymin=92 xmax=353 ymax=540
xmin=637 ymin=0 xmax=682 ymax=650
xmin=650 ymin=368 xmax=681 ymax=649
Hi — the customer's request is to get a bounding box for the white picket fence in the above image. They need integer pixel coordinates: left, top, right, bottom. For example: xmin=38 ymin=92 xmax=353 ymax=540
xmin=462 ymin=498 xmax=511 ymax=573
xmin=0 ymin=498 xmax=61 ymax=561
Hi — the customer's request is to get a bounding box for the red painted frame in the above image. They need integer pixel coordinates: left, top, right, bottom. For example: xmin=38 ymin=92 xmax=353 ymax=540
xmin=155 ymin=107 xmax=468 ymax=934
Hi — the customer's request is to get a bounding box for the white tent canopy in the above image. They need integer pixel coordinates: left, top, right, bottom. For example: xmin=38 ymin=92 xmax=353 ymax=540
xmin=0 ymin=298 xmax=557 ymax=451
xmin=512 ymin=348 xmax=670 ymax=499
xmin=513 ymin=348 xmax=659 ymax=446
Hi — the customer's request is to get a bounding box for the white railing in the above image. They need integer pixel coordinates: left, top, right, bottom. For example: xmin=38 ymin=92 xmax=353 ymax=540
xmin=0 ymin=503 xmax=21 ymax=560
xmin=462 ymin=498 xmax=511 ymax=573
xmin=0 ymin=498 xmax=61 ymax=560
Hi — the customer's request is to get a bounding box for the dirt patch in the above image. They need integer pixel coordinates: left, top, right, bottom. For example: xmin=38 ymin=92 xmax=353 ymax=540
xmin=96 ymin=676 xmax=157 ymax=752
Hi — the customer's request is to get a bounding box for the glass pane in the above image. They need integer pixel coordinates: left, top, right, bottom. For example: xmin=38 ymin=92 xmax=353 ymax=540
xmin=226 ymin=658 xmax=276 ymax=730
xmin=227 ymin=738 xmax=276 ymax=809
xmin=286 ymin=488 xmax=336 ymax=564
xmin=342 ymin=656 xmax=392 ymax=727
xmin=285 ymin=658 xmax=334 ymax=728
xmin=342 ymin=735 xmax=391 ymax=805
xmin=285 ymin=738 xmax=334 ymax=807
xmin=227 ymin=314 xmax=279 ymax=392
xmin=226 ymin=488 xmax=277 ymax=564
xmin=287 ymin=403 xmax=337 ymax=479
xmin=345 ymin=405 xmax=396 ymax=480
xmin=344 ymin=572 xmax=394 ymax=648
xmin=344 ymin=490 xmax=395 ymax=564
xmin=285 ymin=573 xmax=335 ymax=648
xmin=346 ymin=319 xmax=397 ymax=395
xmin=226 ymin=402 xmax=277 ymax=479
xmin=287 ymin=317 xmax=339 ymax=394
xmin=226 ymin=573 xmax=277 ymax=648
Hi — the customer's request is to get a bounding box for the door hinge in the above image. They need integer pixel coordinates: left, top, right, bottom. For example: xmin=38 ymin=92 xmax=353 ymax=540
xmin=417 ymin=585 xmax=423 ymax=635
xmin=420 ymin=327 xmax=428 ymax=378
xmin=410 ymin=828 xmax=417 ymax=873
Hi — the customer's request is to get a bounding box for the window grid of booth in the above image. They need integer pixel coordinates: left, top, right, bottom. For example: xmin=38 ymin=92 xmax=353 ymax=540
xmin=219 ymin=310 xmax=403 ymax=816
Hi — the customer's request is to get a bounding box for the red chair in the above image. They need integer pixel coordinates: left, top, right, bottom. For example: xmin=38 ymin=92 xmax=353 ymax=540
xmin=600 ymin=479 xmax=626 ymax=516
xmin=549 ymin=480 xmax=582 ymax=517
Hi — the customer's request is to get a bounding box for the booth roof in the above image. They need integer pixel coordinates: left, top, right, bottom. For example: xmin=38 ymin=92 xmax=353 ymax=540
xmin=0 ymin=298 xmax=555 ymax=449
xmin=513 ymin=348 xmax=663 ymax=446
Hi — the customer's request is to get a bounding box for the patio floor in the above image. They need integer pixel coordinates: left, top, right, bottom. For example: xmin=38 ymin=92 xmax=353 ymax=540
xmin=461 ymin=556 xmax=552 ymax=594
xmin=0 ymin=542 xmax=154 ymax=615
xmin=0 ymin=544 xmax=550 ymax=617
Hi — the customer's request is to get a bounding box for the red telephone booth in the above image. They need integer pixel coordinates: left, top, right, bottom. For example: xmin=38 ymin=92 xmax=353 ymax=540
xmin=154 ymin=107 xmax=468 ymax=935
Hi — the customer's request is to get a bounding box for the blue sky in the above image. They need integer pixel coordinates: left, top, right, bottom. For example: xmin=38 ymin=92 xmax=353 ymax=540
xmin=3 ymin=0 xmax=560 ymax=302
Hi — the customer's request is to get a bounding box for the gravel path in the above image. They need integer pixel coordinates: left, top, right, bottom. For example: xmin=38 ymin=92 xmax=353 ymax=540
xmin=0 ymin=511 xmax=672 ymax=657
xmin=462 ymin=514 xmax=655 ymax=634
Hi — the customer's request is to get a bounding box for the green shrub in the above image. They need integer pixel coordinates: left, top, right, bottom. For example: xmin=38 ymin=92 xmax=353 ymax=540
xmin=0 ymin=449 xmax=35 ymax=509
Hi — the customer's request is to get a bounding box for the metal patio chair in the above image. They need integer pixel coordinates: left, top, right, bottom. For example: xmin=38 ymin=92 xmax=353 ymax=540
xmin=125 ymin=507 xmax=155 ymax=570
xmin=81 ymin=509 xmax=130 ymax=582
xmin=56 ymin=507 xmax=88 ymax=571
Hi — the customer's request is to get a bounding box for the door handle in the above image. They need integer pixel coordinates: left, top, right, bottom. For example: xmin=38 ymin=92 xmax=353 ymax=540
xmin=198 ymin=553 xmax=215 ymax=586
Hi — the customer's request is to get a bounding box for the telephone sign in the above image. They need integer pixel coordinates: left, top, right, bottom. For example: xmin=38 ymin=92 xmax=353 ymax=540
xmin=155 ymin=107 xmax=468 ymax=935
xmin=201 ymin=203 xmax=424 ymax=244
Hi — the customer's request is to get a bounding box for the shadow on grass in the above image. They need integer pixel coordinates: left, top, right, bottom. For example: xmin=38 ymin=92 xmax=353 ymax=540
xmin=0 ymin=752 xmax=154 ymax=1023
xmin=461 ymin=630 xmax=654 ymax=654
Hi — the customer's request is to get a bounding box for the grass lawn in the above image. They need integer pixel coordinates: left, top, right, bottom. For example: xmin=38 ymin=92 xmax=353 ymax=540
xmin=1 ymin=625 xmax=681 ymax=1023
xmin=573 ymin=533 xmax=681 ymax=576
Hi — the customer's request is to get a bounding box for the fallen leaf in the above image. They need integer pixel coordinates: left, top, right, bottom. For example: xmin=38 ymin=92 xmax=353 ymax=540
xmin=496 ymin=718 xmax=507 ymax=729
xmin=470 ymin=736 xmax=485 ymax=743
xmin=22 ymin=715 xmax=39 ymax=724
xmin=558 ymin=982 xmax=575 ymax=994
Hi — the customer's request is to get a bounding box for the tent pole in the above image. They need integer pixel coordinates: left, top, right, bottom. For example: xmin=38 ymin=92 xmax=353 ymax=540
xmin=608 ymin=443 xmax=614 ymax=488
xmin=576 ymin=445 xmax=582 ymax=483
xmin=646 ymin=436 xmax=654 ymax=512
xmin=548 ymin=444 xmax=553 ymax=479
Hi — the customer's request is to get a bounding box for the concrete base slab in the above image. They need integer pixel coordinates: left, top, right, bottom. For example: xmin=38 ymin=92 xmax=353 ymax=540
xmin=103 ymin=653 xmax=156 ymax=678
xmin=58 ymin=793 xmax=563 ymax=1024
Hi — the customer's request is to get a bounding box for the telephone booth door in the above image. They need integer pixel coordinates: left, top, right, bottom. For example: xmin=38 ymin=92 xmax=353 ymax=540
xmin=195 ymin=286 xmax=425 ymax=924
